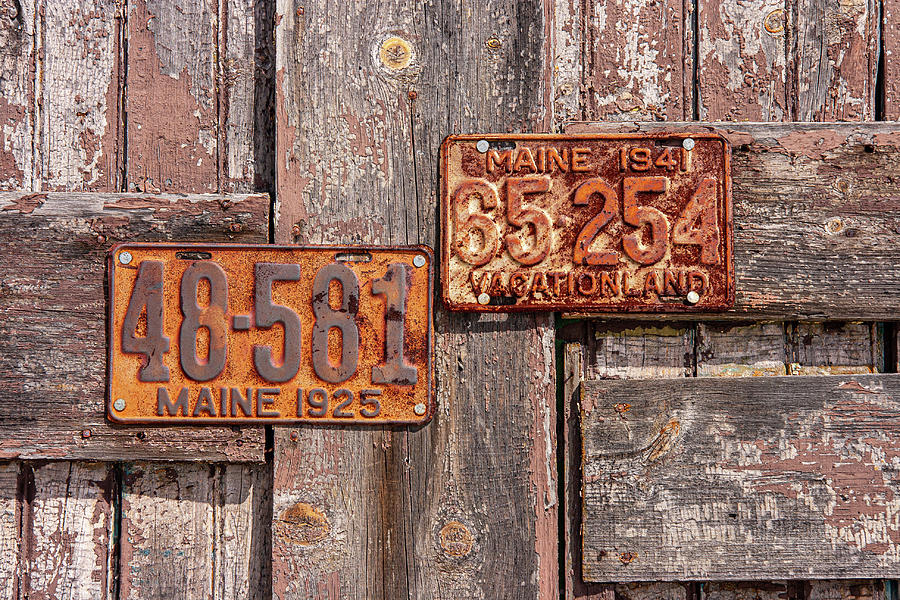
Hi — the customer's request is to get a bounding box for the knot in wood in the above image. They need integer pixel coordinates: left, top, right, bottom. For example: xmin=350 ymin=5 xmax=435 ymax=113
xmin=280 ymin=503 xmax=329 ymax=545
xmin=763 ymin=9 xmax=785 ymax=34
xmin=380 ymin=36 xmax=412 ymax=70
xmin=439 ymin=520 xmax=474 ymax=557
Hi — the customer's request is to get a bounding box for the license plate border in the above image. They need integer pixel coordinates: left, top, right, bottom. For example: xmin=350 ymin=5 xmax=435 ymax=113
xmin=440 ymin=132 xmax=734 ymax=312
xmin=106 ymin=242 xmax=435 ymax=426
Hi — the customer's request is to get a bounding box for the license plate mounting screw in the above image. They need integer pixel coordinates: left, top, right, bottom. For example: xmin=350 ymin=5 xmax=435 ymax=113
xmin=113 ymin=398 xmax=126 ymax=411
xmin=414 ymin=403 xmax=426 ymax=416
xmin=413 ymin=254 xmax=427 ymax=268
xmin=118 ymin=251 xmax=133 ymax=265
xmin=682 ymin=138 xmax=695 ymax=150
xmin=477 ymin=292 xmax=491 ymax=305
xmin=686 ymin=291 xmax=700 ymax=304
xmin=476 ymin=139 xmax=489 ymax=153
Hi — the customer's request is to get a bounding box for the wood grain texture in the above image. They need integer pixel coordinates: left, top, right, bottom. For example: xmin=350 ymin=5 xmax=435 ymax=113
xmin=27 ymin=462 xmax=114 ymax=599
xmin=0 ymin=0 xmax=36 ymax=190
xmin=0 ymin=463 xmax=19 ymax=598
xmin=793 ymin=0 xmax=879 ymax=121
xmin=886 ymin=0 xmax=900 ymax=119
xmin=0 ymin=191 xmax=267 ymax=461
xmin=560 ymin=323 xmax=694 ymax=600
xmin=697 ymin=0 xmax=787 ymax=121
xmin=565 ymin=122 xmax=900 ymax=320
xmin=697 ymin=322 xmax=787 ymax=377
xmin=272 ymin=0 xmax=557 ymax=597
xmin=790 ymin=322 xmax=878 ymax=375
xmin=581 ymin=374 xmax=900 ymax=581
xmin=119 ymin=462 xmax=269 ymax=599
xmin=581 ymin=0 xmax=689 ymax=121
xmin=40 ymin=0 xmax=122 ymax=191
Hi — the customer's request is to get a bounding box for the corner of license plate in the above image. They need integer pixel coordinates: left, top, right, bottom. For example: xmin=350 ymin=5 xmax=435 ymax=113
xmin=107 ymin=243 xmax=434 ymax=426
xmin=440 ymin=133 xmax=734 ymax=312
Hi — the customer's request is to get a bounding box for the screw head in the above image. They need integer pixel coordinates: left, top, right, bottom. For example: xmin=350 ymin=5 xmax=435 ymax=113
xmin=477 ymin=292 xmax=491 ymax=305
xmin=81 ymin=429 xmax=91 ymax=439
xmin=686 ymin=291 xmax=700 ymax=304
xmin=118 ymin=251 xmax=132 ymax=265
xmin=113 ymin=398 xmax=126 ymax=411
xmin=476 ymin=139 xmax=490 ymax=153
xmin=682 ymin=138 xmax=695 ymax=151
xmin=413 ymin=254 xmax=427 ymax=268
xmin=414 ymin=403 xmax=426 ymax=416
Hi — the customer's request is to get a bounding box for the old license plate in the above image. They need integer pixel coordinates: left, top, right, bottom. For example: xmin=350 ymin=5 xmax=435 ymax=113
xmin=441 ymin=134 xmax=733 ymax=311
xmin=107 ymin=244 xmax=433 ymax=424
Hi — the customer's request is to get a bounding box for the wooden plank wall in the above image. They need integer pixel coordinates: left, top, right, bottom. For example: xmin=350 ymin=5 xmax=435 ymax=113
xmin=558 ymin=1 xmax=892 ymax=600
xmin=0 ymin=0 xmax=273 ymax=597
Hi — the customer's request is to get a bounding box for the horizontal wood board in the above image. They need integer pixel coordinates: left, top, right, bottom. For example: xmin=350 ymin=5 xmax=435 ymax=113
xmin=581 ymin=374 xmax=900 ymax=581
xmin=564 ymin=122 xmax=900 ymax=320
xmin=0 ymin=192 xmax=268 ymax=461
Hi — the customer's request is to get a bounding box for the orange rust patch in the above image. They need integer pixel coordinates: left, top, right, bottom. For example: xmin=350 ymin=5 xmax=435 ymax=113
xmin=439 ymin=521 xmax=474 ymax=557
xmin=619 ymin=551 xmax=638 ymax=564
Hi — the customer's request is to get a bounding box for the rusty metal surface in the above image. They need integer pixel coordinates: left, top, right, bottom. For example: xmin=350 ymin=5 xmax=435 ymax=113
xmin=108 ymin=244 xmax=434 ymax=425
xmin=440 ymin=133 xmax=733 ymax=311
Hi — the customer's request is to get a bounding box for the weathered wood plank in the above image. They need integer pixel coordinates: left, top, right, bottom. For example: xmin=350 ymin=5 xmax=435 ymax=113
xmin=807 ymin=580 xmax=885 ymax=600
xmin=126 ymin=0 xmax=218 ymax=193
xmin=581 ymin=374 xmax=900 ymax=581
xmin=697 ymin=0 xmax=787 ymax=121
xmin=272 ymin=0 xmax=557 ymax=597
xmin=0 ymin=463 xmax=18 ymax=598
xmin=551 ymin=0 xmax=583 ymax=125
xmin=581 ymin=0 xmax=689 ymax=121
xmin=40 ymin=0 xmax=122 ymax=191
xmin=790 ymin=322 xmax=877 ymax=375
xmin=794 ymin=0 xmax=879 ymax=121
xmin=0 ymin=192 xmax=267 ymax=461
xmin=698 ymin=323 xmax=787 ymax=377
xmin=561 ymin=324 xmax=693 ymax=600
xmin=0 ymin=0 xmax=36 ymax=190
xmin=886 ymin=0 xmax=900 ymax=119
xmin=565 ymin=122 xmax=900 ymax=320
xmin=119 ymin=462 xmax=269 ymax=599
xmin=27 ymin=462 xmax=114 ymax=599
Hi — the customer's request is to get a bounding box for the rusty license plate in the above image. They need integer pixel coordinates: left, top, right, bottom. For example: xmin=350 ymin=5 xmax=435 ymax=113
xmin=441 ymin=133 xmax=733 ymax=311
xmin=108 ymin=244 xmax=433 ymax=425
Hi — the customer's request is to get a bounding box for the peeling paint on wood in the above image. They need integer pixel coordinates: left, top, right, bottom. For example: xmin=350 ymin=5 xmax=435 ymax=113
xmin=28 ymin=462 xmax=114 ymax=599
xmin=582 ymin=374 xmax=900 ymax=581
xmin=0 ymin=463 xmax=18 ymax=598
xmin=583 ymin=0 xmax=688 ymax=121
xmin=886 ymin=0 xmax=900 ymax=119
xmin=0 ymin=192 xmax=268 ymax=461
xmin=0 ymin=0 xmax=36 ymax=190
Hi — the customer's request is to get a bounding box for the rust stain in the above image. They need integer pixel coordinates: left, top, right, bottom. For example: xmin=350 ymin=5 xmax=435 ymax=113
xmin=777 ymin=130 xmax=846 ymax=160
xmin=646 ymin=419 xmax=681 ymax=462
xmin=278 ymin=502 xmax=329 ymax=545
xmin=439 ymin=520 xmax=474 ymax=557
xmin=2 ymin=193 xmax=47 ymax=214
xmin=614 ymin=402 xmax=632 ymax=416
xmin=619 ymin=551 xmax=638 ymax=564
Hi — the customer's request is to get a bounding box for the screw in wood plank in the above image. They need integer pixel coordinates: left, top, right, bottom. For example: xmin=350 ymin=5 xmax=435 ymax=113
xmin=113 ymin=398 xmax=126 ymax=411
xmin=686 ymin=290 xmax=700 ymax=304
xmin=476 ymin=139 xmax=490 ymax=153
xmin=682 ymin=138 xmax=695 ymax=151
xmin=229 ymin=222 xmax=242 ymax=233
xmin=764 ymin=9 xmax=785 ymax=34
xmin=81 ymin=429 xmax=91 ymax=439
xmin=413 ymin=254 xmax=426 ymax=268
xmin=289 ymin=431 xmax=299 ymax=442
xmin=825 ymin=217 xmax=843 ymax=234
xmin=414 ymin=403 xmax=426 ymax=416
xmin=118 ymin=251 xmax=132 ymax=265
xmin=485 ymin=36 xmax=502 ymax=50
xmin=477 ymin=292 xmax=491 ymax=305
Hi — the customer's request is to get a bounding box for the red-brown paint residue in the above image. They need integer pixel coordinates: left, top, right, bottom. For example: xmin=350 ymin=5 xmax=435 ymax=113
xmin=874 ymin=132 xmax=900 ymax=147
xmin=0 ymin=97 xmax=26 ymax=189
xmin=275 ymin=67 xmax=310 ymax=243
xmin=777 ymin=130 xmax=846 ymax=160
xmin=727 ymin=394 xmax=900 ymax=554
xmin=527 ymin=321 xmax=557 ymax=600
xmin=836 ymin=380 xmax=879 ymax=394
xmin=2 ymin=193 xmax=47 ymax=214
xmin=126 ymin=0 xmax=217 ymax=193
